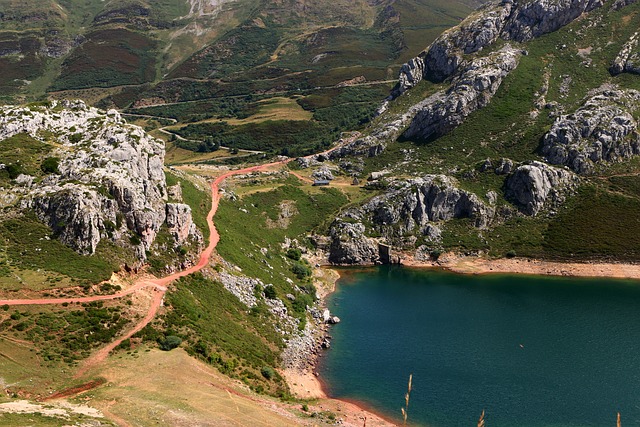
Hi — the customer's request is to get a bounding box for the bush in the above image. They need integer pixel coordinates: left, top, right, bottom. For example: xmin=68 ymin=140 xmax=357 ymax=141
xmin=158 ymin=335 xmax=182 ymax=351
xmin=5 ymin=163 xmax=24 ymax=179
xmin=291 ymin=262 xmax=312 ymax=280
xmin=506 ymin=250 xmax=517 ymax=259
xmin=286 ymin=248 xmax=302 ymax=261
xmin=430 ymin=249 xmax=442 ymax=261
xmin=261 ymin=366 xmax=275 ymax=380
xmin=263 ymin=285 xmax=277 ymax=299
xmin=41 ymin=157 xmax=60 ymax=174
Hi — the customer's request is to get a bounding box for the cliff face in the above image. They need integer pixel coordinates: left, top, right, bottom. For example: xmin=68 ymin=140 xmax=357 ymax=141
xmin=327 ymin=175 xmax=496 ymax=263
xmin=0 ymin=100 xmax=199 ymax=257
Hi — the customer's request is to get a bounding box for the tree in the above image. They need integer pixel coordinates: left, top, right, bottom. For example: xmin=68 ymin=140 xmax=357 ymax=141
xmin=158 ymin=335 xmax=182 ymax=351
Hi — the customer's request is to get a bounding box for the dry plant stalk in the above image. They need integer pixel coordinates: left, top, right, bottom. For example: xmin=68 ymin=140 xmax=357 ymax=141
xmin=478 ymin=410 xmax=485 ymax=427
xmin=401 ymin=374 xmax=413 ymax=426
xmin=617 ymin=412 xmax=621 ymax=427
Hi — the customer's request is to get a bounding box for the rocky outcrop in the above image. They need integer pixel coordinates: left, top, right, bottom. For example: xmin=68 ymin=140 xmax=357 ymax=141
xmin=541 ymin=87 xmax=640 ymax=174
xmin=364 ymin=175 xmax=494 ymax=232
xmin=327 ymin=175 xmax=493 ymax=263
xmin=504 ymin=161 xmax=578 ymax=215
xmin=394 ymin=0 xmax=606 ymax=94
xmin=1 ymin=100 xmax=199 ymax=256
xmin=311 ymin=165 xmax=334 ymax=181
xmin=328 ymin=221 xmax=379 ymax=264
xmin=26 ymin=185 xmax=110 ymax=254
xmin=502 ymin=0 xmax=603 ymax=42
xmin=610 ymin=33 xmax=640 ymax=75
xmin=403 ymin=46 xmax=520 ymax=141
xmin=395 ymin=1 xmax=513 ymax=93
xmin=611 ymin=0 xmax=638 ymax=10
xmin=166 ymin=203 xmax=198 ymax=245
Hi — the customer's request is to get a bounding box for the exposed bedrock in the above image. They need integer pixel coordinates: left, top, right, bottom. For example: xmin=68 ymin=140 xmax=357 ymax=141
xmin=327 ymin=175 xmax=494 ymax=264
xmin=394 ymin=0 xmax=606 ymax=95
xmin=403 ymin=46 xmax=520 ymax=141
xmin=504 ymin=161 xmax=578 ymax=216
xmin=2 ymin=100 xmax=200 ymax=256
xmin=541 ymin=87 xmax=640 ymax=174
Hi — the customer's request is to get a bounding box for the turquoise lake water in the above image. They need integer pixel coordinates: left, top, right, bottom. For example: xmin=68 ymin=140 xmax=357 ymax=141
xmin=319 ymin=266 xmax=640 ymax=427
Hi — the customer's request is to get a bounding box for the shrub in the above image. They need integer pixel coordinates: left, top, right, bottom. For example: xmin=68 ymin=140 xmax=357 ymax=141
xmin=506 ymin=250 xmax=517 ymax=259
xmin=286 ymin=248 xmax=302 ymax=261
xmin=291 ymin=262 xmax=311 ymax=280
xmin=5 ymin=163 xmax=24 ymax=179
xmin=263 ymin=285 xmax=277 ymax=299
xmin=41 ymin=157 xmax=60 ymax=174
xmin=300 ymin=283 xmax=318 ymax=300
xmin=261 ymin=366 xmax=275 ymax=380
xmin=158 ymin=335 xmax=182 ymax=351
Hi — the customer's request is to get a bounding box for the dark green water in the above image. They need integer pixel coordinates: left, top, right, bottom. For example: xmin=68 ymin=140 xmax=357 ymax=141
xmin=319 ymin=266 xmax=640 ymax=427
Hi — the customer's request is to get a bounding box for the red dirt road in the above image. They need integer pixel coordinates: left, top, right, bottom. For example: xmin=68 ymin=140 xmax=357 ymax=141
xmin=0 ymin=158 xmax=291 ymax=375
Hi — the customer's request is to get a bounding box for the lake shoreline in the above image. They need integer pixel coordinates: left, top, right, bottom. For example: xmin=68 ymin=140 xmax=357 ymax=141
xmin=282 ymin=265 xmax=399 ymax=426
xmin=403 ymin=252 xmax=640 ymax=280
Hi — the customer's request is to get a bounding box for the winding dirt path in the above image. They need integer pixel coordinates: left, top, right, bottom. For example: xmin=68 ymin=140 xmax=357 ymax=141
xmin=0 ymin=158 xmax=290 ymax=377
xmin=1 ymin=134 xmax=351 ymax=378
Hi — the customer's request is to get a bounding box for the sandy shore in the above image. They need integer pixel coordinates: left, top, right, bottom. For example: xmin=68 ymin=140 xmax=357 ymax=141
xmin=283 ymin=368 xmax=396 ymax=427
xmin=404 ymin=252 xmax=640 ymax=279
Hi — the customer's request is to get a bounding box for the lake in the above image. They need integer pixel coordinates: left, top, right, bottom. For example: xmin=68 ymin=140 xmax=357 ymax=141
xmin=319 ymin=266 xmax=640 ymax=427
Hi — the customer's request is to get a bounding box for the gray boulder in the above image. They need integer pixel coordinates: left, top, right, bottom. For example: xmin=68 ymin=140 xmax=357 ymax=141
xmin=505 ymin=161 xmax=578 ymax=216
xmin=312 ymin=166 xmax=335 ymax=181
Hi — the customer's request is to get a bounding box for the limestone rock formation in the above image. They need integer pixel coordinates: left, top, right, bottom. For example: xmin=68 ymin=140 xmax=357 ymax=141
xmin=501 ymin=0 xmax=603 ymax=42
xmin=610 ymin=33 xmax=640 ymax=75
xmin=394 ymin=0 xmax=606 ymax=95
xmin=403 ymin=46 xmax=520 ymax=141
xmin=363 ymin=175 xmax=494 ymax=233
xmin=311 ymin=165 xmax=335 ymax=181
xmin=504 ymin=161 xmax=578 ymax=215
xmin=1 ymin=100 xmax=200 ymax=256
xmin=328 ymin=221 xmax=379 ymax=265
xmin=327 ymin=175 xmax=493 ymax=264
xmin=395 ymin=1 xmax=513 ymax=92
xmin=166 ymin=203 xmax=198 ymax=245
xmin=611 ymin=0 xmax=638 ymax=10
xmin=541 ymin=87 xmax=640 ymax=174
